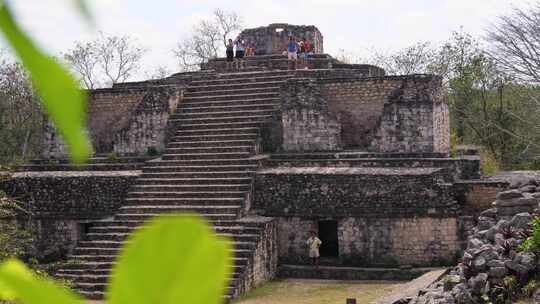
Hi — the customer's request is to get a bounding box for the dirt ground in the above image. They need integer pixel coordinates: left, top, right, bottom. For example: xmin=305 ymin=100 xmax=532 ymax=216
xmin=87 ymin=279 xmax=400 ymax=304
xmin=232 ymin=279 xmax=401 ymax=304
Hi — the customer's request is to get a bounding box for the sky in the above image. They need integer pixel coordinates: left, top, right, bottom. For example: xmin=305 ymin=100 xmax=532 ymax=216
xmin=3 ymin=0 xmax=534 ymax=80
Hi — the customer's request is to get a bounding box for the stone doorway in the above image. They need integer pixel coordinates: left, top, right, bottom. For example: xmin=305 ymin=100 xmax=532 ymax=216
xmin=318 ymin=220 xmax=339 ymax=257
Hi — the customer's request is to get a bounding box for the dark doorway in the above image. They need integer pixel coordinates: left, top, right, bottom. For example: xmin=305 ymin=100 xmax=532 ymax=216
xmin=318 ymin=220 xmax=339 ymax=257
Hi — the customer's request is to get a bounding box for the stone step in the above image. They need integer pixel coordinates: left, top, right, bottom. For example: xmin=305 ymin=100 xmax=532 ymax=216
xmin=176 ymin=121 xmax=266 ymax=131
xmin=87 ymin=225 xmax=260 ymax=236
xmin=191 ymin=70 xmax=292 ymax=82
xmin=124 ymin=197 xmax=245 ymax=206
xmin=127 ymin=191 xmax=247 ymax=198
xmin=115 ymin=212 xmax=240 ymax=221
xmin=140 ymin=171 xmax=254 ymax=179
xmin=117 ymin=205 xmax=242 ymax=215
xmin=182 ymin=92 xmax=278 ymax=103
xmin=167 ymin=140 xmax=255 ymax=148
xmin=145 ymin=159 xmax=259 ymax=167
xmin=89 ymin=217 xmax=266 ymax=229
xmin=172 ymin=109 xmax=275 ymax=120
xmin=171 ymin=133 xmax=258 ymax=142
xmin=73 ymin=245 xmax=254 ymax=258
xmin=170 ymin=114 xmax=272 ymax=125
xmin=175 ymin=127 xmax=259 ymax=136
xmin=180 ymin=103 xmax=278 ymax=114
xmin=131 ymin=184 xmax=251 ymax=192
xmin=181 ymin=97 xmax=279 ymax=108
xmin=163 ymin=146 xmax=255 ymax=155
xmin=191 ymin=74 xmax=293 ymax=86
xmin=161 ymin=152 xmax=252 ymax=161
xmin=135 ymin=176 xmax=252 ymax=185
xmin=184 ymin=86 xmax=280 ymax=97
xmin=142 ymin=164 xmax=258 ymax=172
xmin=187 ymin=81 xmax=284 ymax=92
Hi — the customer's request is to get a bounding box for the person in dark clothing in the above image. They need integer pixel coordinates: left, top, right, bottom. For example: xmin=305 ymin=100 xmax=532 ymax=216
xmin=225 ymin=39 xmax=234 ymax=70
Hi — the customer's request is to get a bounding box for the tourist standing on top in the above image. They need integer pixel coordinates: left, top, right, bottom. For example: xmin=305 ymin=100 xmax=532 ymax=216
xmin=299 ymin=37 xmax=311 ymax=68
xmin=245 ymin=41 xmax=255 ymax=57
xmin=287 ymin=35 xmax=298 ymax=70
xmin=235 ymin=39 xmax=245 ymax=59
xmin=225 ymin=39 xmax=234 ymax=69
xmin=306 ymin=230 xmax=322 ymax=268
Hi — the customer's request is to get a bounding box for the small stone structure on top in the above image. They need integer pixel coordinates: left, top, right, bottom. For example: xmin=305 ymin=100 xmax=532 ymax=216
xmin=237 ymin=23 xmax=324 ymax=55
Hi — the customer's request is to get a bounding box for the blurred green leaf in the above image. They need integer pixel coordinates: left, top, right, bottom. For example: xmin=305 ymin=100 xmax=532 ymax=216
xmin=0 ymin=4 xmax=91 ymax=163
xmin=0 ymin=259 xmax=84 ymax=303
xmin=108 ymin=215 xmax=232 ymax=304
xmin=73 ymin=0 xmax=93 ymax=24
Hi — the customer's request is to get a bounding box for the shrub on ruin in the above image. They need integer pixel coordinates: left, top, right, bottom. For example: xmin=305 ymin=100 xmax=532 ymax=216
xmin=518 ymin=217 xmax=540 ymax=254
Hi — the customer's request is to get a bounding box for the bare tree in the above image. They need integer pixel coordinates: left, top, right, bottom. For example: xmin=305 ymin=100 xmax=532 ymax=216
xmin=96 ymin=33 xmax=146 ymax=85
xmin=64 ymin=42 xmax=99 ymax=89
xmin=173 ymin=9 xmax=243 ymax=71
xmin=64 ymin=33 xmax=146 ymax=88
xmin=369 ymin=42 xmax=436 ymax=75
xmin=487 ymin=4 xmax=540 ymax=83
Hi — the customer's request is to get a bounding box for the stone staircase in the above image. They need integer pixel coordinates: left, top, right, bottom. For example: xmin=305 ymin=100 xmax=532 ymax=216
xmin=56 ymin=70 xmax=293 ymax=300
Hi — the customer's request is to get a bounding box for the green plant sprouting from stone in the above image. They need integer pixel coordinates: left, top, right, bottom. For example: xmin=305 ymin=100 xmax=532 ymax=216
xmin=518 ymin=217 xmax=540 ymax=253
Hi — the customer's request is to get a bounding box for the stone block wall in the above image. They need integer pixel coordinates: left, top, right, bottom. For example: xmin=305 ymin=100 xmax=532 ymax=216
xmin=237 ymin=23 xmax=323 ymax=55
xmin=276 ymin=217 xmax=459 ymax=267
xmin=280 ymin=78 xmax=341 ymax=151
xmin=42 ymin=86 xmax=181 ymax=158
xmin=0 ymin=171 xmax=140 ymax=257
xmin=234 ymin=218 xmax=279 ymax=297
xmin=275 ymin=75 xmax=449 ymax=153
xmin=253 ymin=167 xmax=457 ymax=217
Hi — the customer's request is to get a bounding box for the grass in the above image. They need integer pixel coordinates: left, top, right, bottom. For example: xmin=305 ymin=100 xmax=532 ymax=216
xmin=232 ymin=279 xmax=401 ymax=304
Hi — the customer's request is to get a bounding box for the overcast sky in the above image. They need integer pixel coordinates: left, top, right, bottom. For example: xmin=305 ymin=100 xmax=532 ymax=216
xmin=4 ymin=0 xmax=533 ymax=80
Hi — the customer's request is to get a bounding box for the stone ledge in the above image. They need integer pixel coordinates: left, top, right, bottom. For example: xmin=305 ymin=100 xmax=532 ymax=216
xmin=257 ymin=166 xmax=444 ymax=176
xmin=278 ymin=264 xmax=442 ymax=281
xmin=11 ymin=170 xmax=142 ymax=178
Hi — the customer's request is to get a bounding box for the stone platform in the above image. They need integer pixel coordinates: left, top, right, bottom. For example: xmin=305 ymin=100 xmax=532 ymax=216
xmin=278 ymin=264 xmax=441 ymax=281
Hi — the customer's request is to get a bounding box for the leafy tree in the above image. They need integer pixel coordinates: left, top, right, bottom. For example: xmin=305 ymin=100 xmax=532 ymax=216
xmin=0 ymin=53 xmax=42 ymax=166
xmin=173 ymin=9 xmax=243 ymax=71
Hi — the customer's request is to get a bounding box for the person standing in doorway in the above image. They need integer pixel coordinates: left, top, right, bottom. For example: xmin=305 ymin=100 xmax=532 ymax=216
xmin=287 ymin=35 xmax=298 ymax=70
xmin=306 ymin=230 xmax=322 ymax=267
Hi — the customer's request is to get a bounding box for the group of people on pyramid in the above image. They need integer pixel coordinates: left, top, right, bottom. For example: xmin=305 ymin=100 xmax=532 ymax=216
xmin=224 ymin=35 xmax=313 ymax=70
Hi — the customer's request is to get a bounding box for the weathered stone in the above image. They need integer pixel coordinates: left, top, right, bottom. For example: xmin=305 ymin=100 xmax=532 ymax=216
xmin=488 ymin=266 xmax=507 ymax=278
xmin=451 ymin=283 xmax=474 ymax=304
xmin=467 ymin=238 xmax=484 ymax=250
xmin=479 ymin=208 xmax=498 ymax=219
xmin=519 ymin=185 xmax=537 ymax=193
xmin=468 ymin=273 xmax=488 ymax=294
xmin=487 ymin=259 xmax=504 ymax=268
xmin=476 ymin=216 xmax=495 ymax=230
xmin=472 ymin=256 xmax=487 ymax=271
xmin=496 ymin=189 xmax=524 ymax=200
xmin=509 ymin=213 xmax=532 ymax=229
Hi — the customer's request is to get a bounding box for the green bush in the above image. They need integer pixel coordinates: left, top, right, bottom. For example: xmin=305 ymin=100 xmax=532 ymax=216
xmin=518 ymin=217 xmax=540 ymax=253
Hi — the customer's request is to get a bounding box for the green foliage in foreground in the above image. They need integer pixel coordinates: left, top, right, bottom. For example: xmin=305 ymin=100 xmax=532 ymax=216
xmin=0 ymin=215 xmax=232 ymax=304
xmin=0 ymin=3 xmax=91 ymax=163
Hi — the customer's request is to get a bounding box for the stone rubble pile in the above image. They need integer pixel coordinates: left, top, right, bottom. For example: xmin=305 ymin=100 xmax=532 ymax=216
xmin=407 ymin=178 xmax=540 ymax=304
